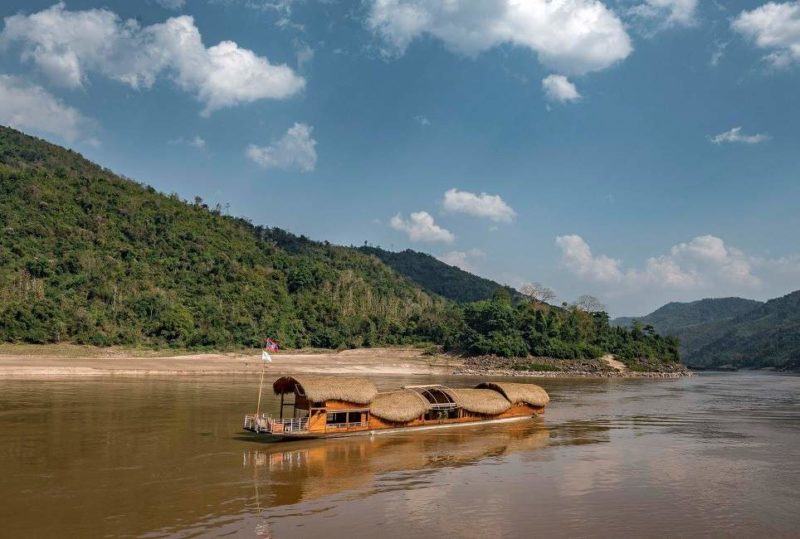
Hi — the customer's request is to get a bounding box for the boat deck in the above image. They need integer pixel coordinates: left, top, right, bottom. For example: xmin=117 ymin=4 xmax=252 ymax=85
xmin=243 ymin=413 xmax=538 ymax=440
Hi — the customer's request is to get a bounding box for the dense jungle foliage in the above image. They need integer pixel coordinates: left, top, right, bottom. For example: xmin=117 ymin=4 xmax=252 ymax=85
xmin=447 ymin=291 xmax=680 ymax=363
xmin=0 ymin=126 xmax=680 ymax=365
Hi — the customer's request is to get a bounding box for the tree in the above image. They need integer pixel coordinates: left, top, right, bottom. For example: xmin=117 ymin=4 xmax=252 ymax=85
xmin=573 ymin=294 xmax=606 ymax=313
xmin=519 ymin=282 xmax=556 ymax=304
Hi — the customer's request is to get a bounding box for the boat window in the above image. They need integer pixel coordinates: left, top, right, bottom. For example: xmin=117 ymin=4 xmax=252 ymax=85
xmin=326 ymin=411 xmax=364 ymax=424
xmin=424 ymin=408 xmax=459 ymax=420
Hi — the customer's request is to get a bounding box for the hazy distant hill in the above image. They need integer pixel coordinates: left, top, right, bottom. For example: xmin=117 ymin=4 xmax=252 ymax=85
xmin=358 ymin=246 xmax=519 ymax=303
xmin=613 ymin=297 xmax=762 ymax=334
xmin=613 ymin=297 xmax=763 ymax=356
xmin=689 ymin=291 xmax=800 ymax=370
xmin=614 ymin=295 xmax=800 ymax=370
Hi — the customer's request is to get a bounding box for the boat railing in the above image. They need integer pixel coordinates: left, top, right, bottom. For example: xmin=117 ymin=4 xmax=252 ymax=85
xmin=243 ymin=414 xmax=309 ymax=434
xmin=429 ymin=402 xmax=458 ymax=410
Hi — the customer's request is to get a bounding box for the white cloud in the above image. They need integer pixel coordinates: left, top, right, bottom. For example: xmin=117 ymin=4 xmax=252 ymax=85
xmin=628 ymin=0 xmax=698 ymax=28
xmin=670 ymin=235 xmax=760 ymax=287
xmin=555 ymin=234 xmax=624 ymax=283
xmin=437 ymin=249 xmax=485 ymax=272
xmin=541 ymin=74 xmax=581 ymax=102
xmin=169 ymin=135 xmax=206 ymax=149
xmin=294 ymin=40 xmax=314 ymax=70
xmin=733 ymin=2 xmax=800 ymax=68
xmin=0 ymin=3 xmax=305 ymax=115
xmin=366 ymin=0 xmax=633 ymax=75
xmin=709 ymin=126 xmax=770 ymax=145
xmin=390 ymin=211 xmax=455 ymax=243
xmin=640 ymin=255 xmax=702 ymax=289
xmin=442 ymin=188 xmax=516 ymax=223
xmin=0 ymin=74 xmax=91 ymax=142
xmin=556 ymin=234 xmax=762 ymax=290
xmin=414 ymin=114 xmax=431 ymax=126
xmin=710 ymin=41 xmax=727 ymax=67
xmin=189 ymin=136 xmax=206 ymax=149
xmin=246 ymin=123 xmax=317 ymax=172
xmin=154 ymin=0 xmax=185 ymax=9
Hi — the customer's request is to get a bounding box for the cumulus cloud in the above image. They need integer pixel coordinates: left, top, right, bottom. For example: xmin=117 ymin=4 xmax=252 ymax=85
xmin=670 ymin=235 xmax=760 ymax=287
xmin=443 ymin=188 xmax=516 ymax=223
xmin=246 ymin=123 xmax=317 ymax=172
xmin=0 ymin=74 xmax=92 ymax=142
xmin=437 ymin=249 xmax=485 ymax=272
xmin=555 ymin=235 xmax=624 ymax=283
xmin=556 ymin=234 xmax=763 ymax=290
xmin=391 ymin=211 xmax=455 ymax=243
xmin=709 ymin=126 xmax=770 ymax=145
xmin=628 ymin=0 xmax=698 ymax=28
xmin=365 ymin=0 xmax=632 ymax=75
xmin=0 ymin=3 xmax=305 ymax=115
xmin=733 ymin=1 xmax=800 ymax=68
xmin=542 ymin=74 xmax=581 ymax=102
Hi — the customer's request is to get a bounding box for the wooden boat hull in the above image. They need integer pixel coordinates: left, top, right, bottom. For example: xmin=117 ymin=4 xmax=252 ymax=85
xmin=244 ymin=414 xmax=539 ymax=442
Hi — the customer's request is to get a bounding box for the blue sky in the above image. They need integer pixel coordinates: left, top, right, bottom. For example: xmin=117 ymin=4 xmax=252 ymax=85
xmin=1 ymin=0 xmax=799 ymax=315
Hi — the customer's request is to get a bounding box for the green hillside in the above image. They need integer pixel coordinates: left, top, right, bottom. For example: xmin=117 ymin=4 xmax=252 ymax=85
xmin=0 ymin=126 xmax=449 ymax=349
xmin=689 ymin=291 xmax=800 ymax=370
xmin=614 ymin=295 xmax=800 ymax=370
xmin=613 ymin=297 xmax=763 ymax=357
xmin=0 ymin=126 xmax=679 ymax=366
xmin=358 ymin=246 xmax=519 ymax=303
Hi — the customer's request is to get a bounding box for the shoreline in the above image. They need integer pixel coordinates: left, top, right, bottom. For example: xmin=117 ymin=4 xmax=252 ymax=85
xmin=0 ymin=345 xmax=691 ymax=379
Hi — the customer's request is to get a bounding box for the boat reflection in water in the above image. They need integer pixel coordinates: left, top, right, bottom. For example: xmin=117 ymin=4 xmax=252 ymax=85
xmin=244 ymin=419 xmax=551 ymax=509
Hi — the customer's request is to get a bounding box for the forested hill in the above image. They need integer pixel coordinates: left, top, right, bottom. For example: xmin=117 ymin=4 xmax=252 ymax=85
xmin=612 ymin=297 xmax=763 ymax=335
xmin=689 ymin=291 xmax=800 ymax=371
xmin=612 ymin=297 xmax=763 ymax=358
xmin=358 ymin=246 xmax=519 ymax=303
xmin=613 ymin=295 xmax=800 ymax=371
xmin=0 ymin=126 xmax=680 ymax=367
xmin=0 ymin=126 xmax=449 ymax=348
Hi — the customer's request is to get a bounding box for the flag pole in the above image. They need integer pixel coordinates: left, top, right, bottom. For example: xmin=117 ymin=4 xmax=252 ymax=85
xmin=254 ymin=340 xmax=277 ymax=424
xmin=255 ymin=360 xmax=266 ymax=419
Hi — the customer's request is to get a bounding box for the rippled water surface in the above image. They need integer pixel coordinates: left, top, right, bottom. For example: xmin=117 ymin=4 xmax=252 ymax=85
xmin=1 ymin=372 xmax=798 ymax=538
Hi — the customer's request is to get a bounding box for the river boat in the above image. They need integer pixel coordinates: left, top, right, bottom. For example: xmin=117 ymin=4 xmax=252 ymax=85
xmin=243 ymin=376 xmax=549 ymax=440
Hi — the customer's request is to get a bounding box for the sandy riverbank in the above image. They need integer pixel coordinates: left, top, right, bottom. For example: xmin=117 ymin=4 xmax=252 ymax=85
xmin=0 ymin=345 xmax=459 ymax=378
xmin=0 ymin=344 xmax=691 ymax=379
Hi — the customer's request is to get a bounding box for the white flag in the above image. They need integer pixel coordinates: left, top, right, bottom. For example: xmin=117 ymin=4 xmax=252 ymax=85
xmin=261 ymin=351 xmax=272 ymax=362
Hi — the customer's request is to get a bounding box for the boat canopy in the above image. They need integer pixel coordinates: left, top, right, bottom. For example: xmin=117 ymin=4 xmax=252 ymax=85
xmin=474 ymin=382 xmax=550 ymax=407
xmin=272 ymin=376 xmax=377 ymax=404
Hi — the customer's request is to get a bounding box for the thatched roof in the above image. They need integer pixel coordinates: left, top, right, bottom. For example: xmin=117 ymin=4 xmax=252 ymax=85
xmin=272 ymin=376 xmax=377 ymax=404
xmin=449 ymin=389 xmax=512 ymax=415
xmin=370 ymin=390 xmax=431 ymax=423
xmin=475 ymin=382 xmax=550 ymax=407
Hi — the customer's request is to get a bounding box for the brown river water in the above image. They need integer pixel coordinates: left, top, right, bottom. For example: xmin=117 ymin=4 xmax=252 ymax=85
xmin=0 ymin=372 xmax=798 ymax=538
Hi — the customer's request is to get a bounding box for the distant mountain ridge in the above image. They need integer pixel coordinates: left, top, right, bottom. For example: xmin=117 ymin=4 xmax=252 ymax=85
xmin=613 ymin=294 xmax=800 ymax=370
xmin=690 ymin=291 xmax=800 ymax=370
xmin=358 ymin=246 xmax=520 ymax=303
xmin=613 ymin=297 xmax=763 ymax=357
